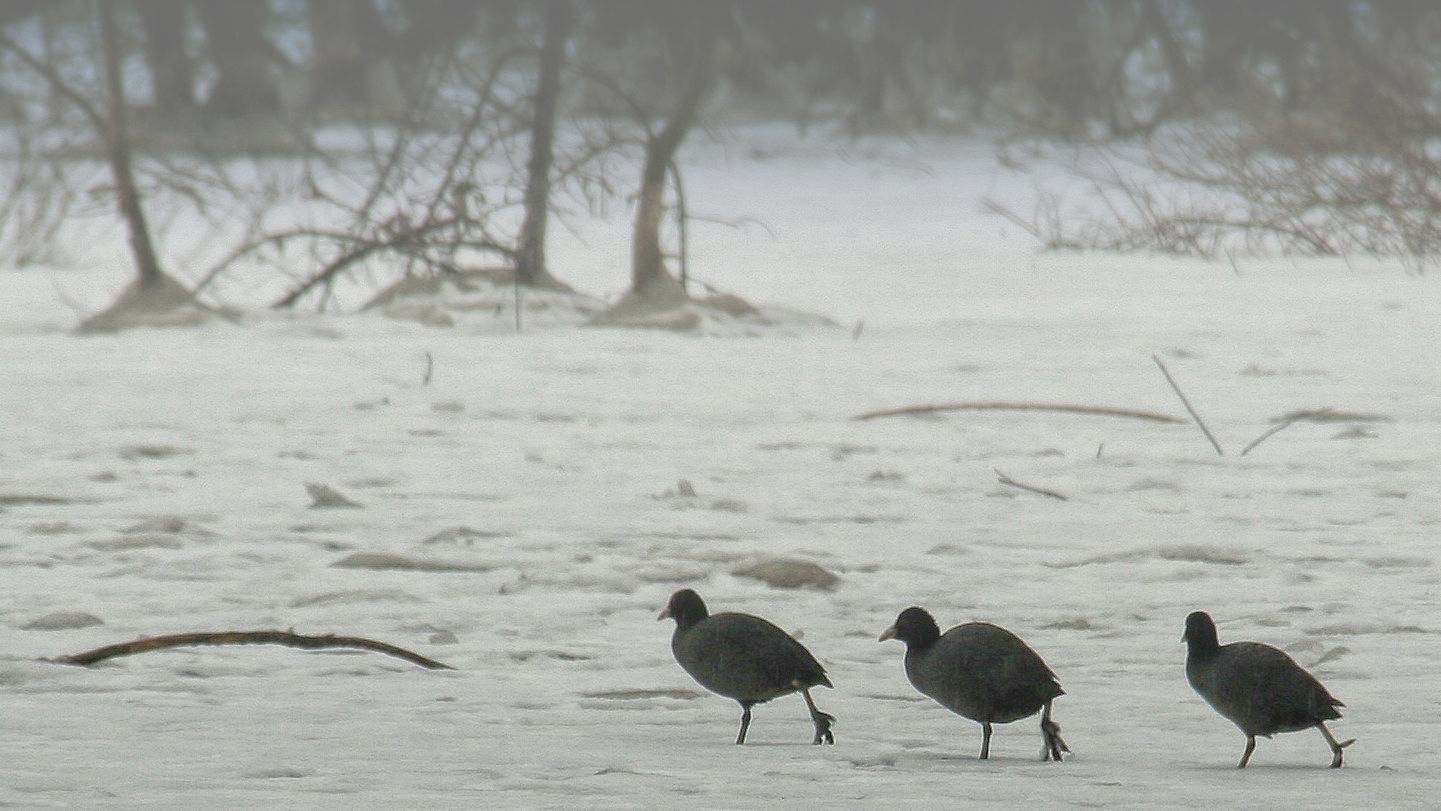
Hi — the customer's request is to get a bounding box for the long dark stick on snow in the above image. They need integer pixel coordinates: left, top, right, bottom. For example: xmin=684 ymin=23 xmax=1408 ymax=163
xmin=854 ymin=402 xmax=1183 ymax=423
xmin=50 ymin=631 xmax=455 ymax=670
xmin=995 ymin=469 xmax=1069 ymax=501
xmin=1151 ymin=354 xmax=1224 ymax=455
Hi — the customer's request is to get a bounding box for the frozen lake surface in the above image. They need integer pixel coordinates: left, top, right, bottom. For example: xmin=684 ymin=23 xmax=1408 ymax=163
xmin=1 ymin=131 xmax=1438 ymax=807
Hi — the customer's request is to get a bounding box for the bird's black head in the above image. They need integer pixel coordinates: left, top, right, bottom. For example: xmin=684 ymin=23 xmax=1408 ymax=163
xmin=658 ymin=589 xmax=709 ymax=628
xmin=1183 ymin=610 xmax=1219 ymax=655
xmin=879 ymin=606 xmax=941 ymax=649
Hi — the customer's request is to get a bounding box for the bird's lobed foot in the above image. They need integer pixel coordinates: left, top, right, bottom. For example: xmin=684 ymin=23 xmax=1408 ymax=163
xmin=1041 ymin=719 xmax=1069 ymax=761
xmin=812 ymin=711 xmax=837 ymax=745
xmin=1330 ymin=737 xmax=1355 ymax=768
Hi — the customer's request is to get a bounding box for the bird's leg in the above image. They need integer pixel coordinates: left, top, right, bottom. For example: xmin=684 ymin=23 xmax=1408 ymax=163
xmin=1318 ymin=722 xmax=1355 ymax=768
xmin=736 ymin=703 xmax=753 ymax=745
xmin=1237 ymin=735 xmax=1256 ymax=768
xmin=1040 ymin=700 xmax=1068 ymax=762
xmin=800 ymin=688 xmax=835 ymax=745
xmin=980 ymin=722 xmax=993 ymax=760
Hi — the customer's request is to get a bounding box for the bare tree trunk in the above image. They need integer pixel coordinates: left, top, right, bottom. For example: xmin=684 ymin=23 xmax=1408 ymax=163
xmin=0 ymin=2 xmax=209 ymax=331
xmin=1140 ymin=0 xmax=1190 ymax=100
xmin=101 ymin=2 xmax=164 ymax=289
xmin=1193 ymin=0 xmax=1251 ymax=97
xmin=134 ymin=0 xmax=196 ymax=115
xmin=630 ymin=50 xmax=714 ymax=302
xmin=515 ymin=0 xmax=572 ymax=290
xmin=193 ymin=0 xmax=279 ymax=118
xmin=307 ymin=0 xmax=381 ymax=111
xmin=394 ymin=0 xmax=480 ymax=84
xmin=38 ymin=1 xmax=60 ymax=123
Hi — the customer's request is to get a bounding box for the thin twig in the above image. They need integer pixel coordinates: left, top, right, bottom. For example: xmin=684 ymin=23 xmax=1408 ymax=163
xmin=685 ymin=214 xmax=777 ymax=239
xmin=422 ymin=351 xmax=434 ymax=386
xmin=854 ymin=401 xmax=1184 ymax=423
xmin=49 ymin=630 xmax=455 ymax=670
xmin=0 ymin=29 xmax=108 ymax=134
xmin=1239 ymin=420 xmax=1295 ymax=456
xmin=1240 ymin=407 xmax=1334 ymax=455
xmin=1151 ymin=354 xmax=1225 ymax=455
xmin=44 ymin=270 xmax=87 ymax=315
xmin=994 ymin=469 xmax=1069 ymax=501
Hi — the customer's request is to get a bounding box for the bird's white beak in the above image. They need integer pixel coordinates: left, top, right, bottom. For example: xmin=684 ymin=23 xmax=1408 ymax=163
xmin=878 ymin=625 xmax=897 ymax=642
xmin=658 ymin=607 xmax=671 ymax=621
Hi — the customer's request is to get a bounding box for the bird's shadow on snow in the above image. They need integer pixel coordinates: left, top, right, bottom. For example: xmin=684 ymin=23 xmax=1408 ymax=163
xmin=1183 ymin=762 xmax=1350 ymax=773
xmin=889 ymin=750 xmax=1067 ymax=768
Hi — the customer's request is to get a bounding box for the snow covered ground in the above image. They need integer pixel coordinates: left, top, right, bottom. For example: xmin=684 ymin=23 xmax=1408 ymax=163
xmin=1 ymin=129 xmax=1439 ymax=807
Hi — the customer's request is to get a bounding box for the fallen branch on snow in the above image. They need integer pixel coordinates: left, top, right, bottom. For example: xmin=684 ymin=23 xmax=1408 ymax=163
xmin=1269 ymin=407 xmax=1388 ymax=424
xmin=1239 ymin=408 xmax=1335 ymax=456
xmin=853 ymin=402 xmax=1183 ymax=423
xmin=1151 ymin=354 xmax=1224 ymax=455
xmin=994 ymin=469 xmax=1069 ymax=501
xmin=48 ymin=631 xmax=455 ymax=670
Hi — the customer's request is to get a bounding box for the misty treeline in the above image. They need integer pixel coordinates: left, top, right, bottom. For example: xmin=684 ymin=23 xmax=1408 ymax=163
xmin=2 ymin=2 xmax=1439 ymax=329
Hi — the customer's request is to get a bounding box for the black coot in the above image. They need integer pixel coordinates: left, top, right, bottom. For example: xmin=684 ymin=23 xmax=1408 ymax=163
xmin=1184 ymin=611 xmax=1354 ymax=768
xmin=880 ymin=606 xmax=1067 ymax=760
xmin=659 ymin=589 xmax=835 ymax=745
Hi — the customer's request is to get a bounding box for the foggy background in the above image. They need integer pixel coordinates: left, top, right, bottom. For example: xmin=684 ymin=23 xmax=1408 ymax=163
xmin=2 ymin=0 xmax=1439 ymax=327
xmin=0 ymin=3 xmax=1437 ymax=807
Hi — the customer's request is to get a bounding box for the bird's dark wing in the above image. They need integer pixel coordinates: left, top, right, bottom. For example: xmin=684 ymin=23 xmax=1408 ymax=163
xmin=1213 ymin=642 xmax=1343 ymax=733
xmin=677 ymin=613 xmax=829 ymax=699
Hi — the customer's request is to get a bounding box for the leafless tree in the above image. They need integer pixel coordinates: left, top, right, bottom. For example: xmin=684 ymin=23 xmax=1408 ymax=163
xmin=0 ymin=2 xmax=212 ymax=331
xmin=514 ymin=0 xmax=574 ymax=290
xmin=135 ymin=0 xmax=197 ymax=116
xmin=192 ymin=0 xmax=280 ymax=119
xmin=988 ymin=110 xmax=1441 ymax=272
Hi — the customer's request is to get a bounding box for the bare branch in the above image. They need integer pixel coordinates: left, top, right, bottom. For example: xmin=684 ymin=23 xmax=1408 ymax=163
xmin=50 ymin=630 xmax=455 ymax=670
xmin=854 ymin=401 xmax=1184 ymax=423
xmin=0 ymin=29 xmax=107 ymax=135
xmin=1239 ymin=409 xmax=1324 ymax=456
xmin=1152 ymin=354 xmax=1224 ymax=455
xmin=1000 ymin=118 xmax=1441 ymax=267
xmin=994 ymin=469 xmax=1069 ymax=501
xmin=272 ymin=219 xmax=516 ymax=309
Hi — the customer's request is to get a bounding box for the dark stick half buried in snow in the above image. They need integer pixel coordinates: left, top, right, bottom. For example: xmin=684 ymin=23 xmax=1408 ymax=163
xmin=1183 ymin=611 xmax=1354 ymax=768
xmin=658 ymin=589 xmax=835 ymax=745
xmin=880 ymin=606 xmax=1067 ymax=761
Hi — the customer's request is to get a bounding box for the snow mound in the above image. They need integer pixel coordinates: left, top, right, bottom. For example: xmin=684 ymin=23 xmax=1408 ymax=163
xmin=363 ymin=269 xmax=835 ymax=336
xmin=77 ymin=277 xmax=235 ymax=334
xmin=21 ymin=612 xmax=104 ymax=631
xmin=591 ymin=292 xmax=837 ymax=337
xmin=363 ymin=269 xmax=604 ymax=332
xmin=733 ymin=558 xmax=841 ymax=591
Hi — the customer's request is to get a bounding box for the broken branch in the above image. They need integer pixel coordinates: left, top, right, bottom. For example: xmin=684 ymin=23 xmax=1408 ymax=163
xmin=1151 ymin=354 xmax=1224 ymax=455
xmin=853 ymin=401 xmax=1183 ymax=423
xmin=995 ymin=469 xmax=1069 ymax=501
xmin=1240 ymin=408 xmax=1335 ymax=456
xmin=49 ymin=630 xmax=455 ymax=670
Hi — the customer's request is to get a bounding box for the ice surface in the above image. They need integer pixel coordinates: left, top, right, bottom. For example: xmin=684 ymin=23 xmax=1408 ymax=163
xmin=1 ymin=128 xmax=1438 ymax=806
